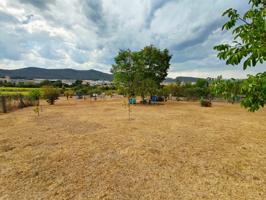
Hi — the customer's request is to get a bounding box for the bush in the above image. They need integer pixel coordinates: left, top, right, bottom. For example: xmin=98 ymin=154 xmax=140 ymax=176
xmin=183 ymin=87 xmax=208 ymax=100
xmin=28 ymin=89 xmax=41 ymax=105
xmin=64 ymin=89 xmax=75 ymax=100
xmin=43 ymin=86 xmax=60 ymax=105
xmin=200 ymin=98 xmax=212 ymax=107
xmin=105 ymin=90 xmax=115 ymax=97
xmin=75 ymin=89 xmax=84 ymax=99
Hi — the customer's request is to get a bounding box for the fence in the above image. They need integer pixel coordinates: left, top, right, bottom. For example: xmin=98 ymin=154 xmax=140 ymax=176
xmin=0 ymin=95 xmax=38 ymax=113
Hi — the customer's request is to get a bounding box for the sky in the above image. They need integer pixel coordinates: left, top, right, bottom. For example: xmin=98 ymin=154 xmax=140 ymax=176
xmin=0 ymin=0 xmax=265 ymax=78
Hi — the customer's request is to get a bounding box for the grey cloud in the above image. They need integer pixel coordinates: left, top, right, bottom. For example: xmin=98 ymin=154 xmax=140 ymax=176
xmin=70 ymin=50 xmax=90 ymax=64
xmin=37 ymin=41 xmax=65 ymax=60
xmin=22 ymin=14 xmax=34 ymax=24
xmin=0 ymin=32 xmax=23 ymax=60
xmin=81 ymin=0 xmax=110 ymax=36
xmin=18 ymin=0 xmax=56 ymax=9
xmin=0 ymin=11 xmax=19 ymax=24
xmin=145 ymin=0 xmax=172 ymax=28
xmin=171 ymin=19 xmax=224 ymax=51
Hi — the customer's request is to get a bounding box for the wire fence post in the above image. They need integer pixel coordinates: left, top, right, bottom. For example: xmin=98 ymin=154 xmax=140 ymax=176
xmin=1 ymin=96 xmax=7 ymax=113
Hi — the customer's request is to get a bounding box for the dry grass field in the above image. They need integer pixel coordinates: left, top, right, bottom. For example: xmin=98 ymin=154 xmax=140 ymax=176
xmin=0 ymin=98 xmax=265 ymax=200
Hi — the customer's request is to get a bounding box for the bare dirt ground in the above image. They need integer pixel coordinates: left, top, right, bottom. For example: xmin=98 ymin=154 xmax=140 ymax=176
xmin=0 ymin=98 xmax=265 ymax=200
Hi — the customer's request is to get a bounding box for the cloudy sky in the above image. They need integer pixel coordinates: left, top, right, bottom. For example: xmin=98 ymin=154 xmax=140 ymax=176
xmin=0 ymin=0 xmax=265 ymax=78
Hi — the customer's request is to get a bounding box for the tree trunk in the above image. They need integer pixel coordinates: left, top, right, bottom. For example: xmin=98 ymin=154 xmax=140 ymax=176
xmin=128 ymin=97 xmax=131 ymax=120
xmin=141 ymin=95 xmax=145 ymax=104
xmin=1 ymin=96 xmax=7 ymax=113
xmin=19 ymin=96 xmax=25 ymax=108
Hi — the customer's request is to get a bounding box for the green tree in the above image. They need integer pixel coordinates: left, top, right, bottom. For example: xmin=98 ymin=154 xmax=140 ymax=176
xmin=211 ymin=77 xmax=242 ymax=104
xmin=112 ymin=49 xmax=138 ymax=120
xmin=241 ymin=72 xmax=266 ymax=111
xmin=28 ymin=89 xmax=41 ymax=105
xmin=111 ymin=49 xmax=138 ymax=98
xmin=195 ymin=79 xmax=209 ymax=88
xmin=138 ymin=78 xmax=158 ymax=100
xmin=111 ymin=46 xmax=172 ymax=102
xmin=43 ymin=86 xmax=60 ymax=105
xmin=214 ymin=0 xmax=266 ymax=69
xmin=140 ymin=45 xmax=172 ymax=86
xmin=214 ymin=0 xmax=266 ymax=111
xmin=137 ymin=46 xmax=172 ymax=101
xmin=158 ymin=86 xmax=170 ymax=98
xmin=40 ymin=80 xmax=52 ymax=87
xmin=52 ymin=80 xmax=63 ymax=88
xmin=73 ymin=80 xmax=83 ymax=87
xmin=164 ymin=83 xmax=177 ymax=97
xmin=64 ymin=89 xmax=74 ymax=100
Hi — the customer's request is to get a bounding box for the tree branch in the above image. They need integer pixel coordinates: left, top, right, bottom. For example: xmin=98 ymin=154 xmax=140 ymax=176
xmin=239 ymin=17 xmax=251 ymax=25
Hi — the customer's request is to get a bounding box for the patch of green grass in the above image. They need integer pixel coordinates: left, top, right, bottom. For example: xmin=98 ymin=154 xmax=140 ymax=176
xmin=0 ymin=87 xmax=36 ymax=92
xmin=0 ymin=91 xmax=30 ymax=96
xmin=0 ymin=87 xmax=43 ymax=97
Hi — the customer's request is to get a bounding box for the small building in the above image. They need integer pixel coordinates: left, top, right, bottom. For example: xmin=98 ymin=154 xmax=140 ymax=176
xmin=61 ymin=79 xmax=76 ymax=86
xmin=0 ymin=76 xmax=11 ymax=83
xmin=10 ymin=79 xmax=34 ymax=85
xmin=82 ymin=80 xmax=112 ymax=86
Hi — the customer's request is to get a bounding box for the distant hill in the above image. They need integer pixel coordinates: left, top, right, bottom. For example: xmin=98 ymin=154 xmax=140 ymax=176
xmin=165 ymin=76 xmax=199 ymax=83
xmin=0 ymin=67 xmax=113 ymax=81
xmin=176 ymin=76 xmax=199 ymax=82
xmin=0 ymin=67 xmax=201 ymax=82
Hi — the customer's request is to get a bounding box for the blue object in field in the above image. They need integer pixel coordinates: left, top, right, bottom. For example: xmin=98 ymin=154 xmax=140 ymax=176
xmin=129 ymin=98 xmax=136 ymax=104
xmin=151 ymin=96 xmax=158 ymax=102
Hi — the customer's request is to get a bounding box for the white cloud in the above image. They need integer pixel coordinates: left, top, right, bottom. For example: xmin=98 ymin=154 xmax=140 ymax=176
xmin=0 ymin=0 xmax=265 ymax=78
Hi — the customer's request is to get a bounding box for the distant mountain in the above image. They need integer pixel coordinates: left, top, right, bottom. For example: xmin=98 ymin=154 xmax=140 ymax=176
xmin=165 ymin=76 xmax=199 ymax=83
xmin=175 ymin=76 xmax=199 ymax=82
xmin=0 ymin=67 xmax=113 ymax=81
xmin=164 ymin=77 xmax=176 ymax=82
xmin=0 ymin=67 xmax=201 ymax=83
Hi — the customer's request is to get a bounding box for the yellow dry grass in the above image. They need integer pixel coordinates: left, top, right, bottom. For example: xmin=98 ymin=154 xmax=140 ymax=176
xmin=0 ymin=98 xmax=265 ymax=200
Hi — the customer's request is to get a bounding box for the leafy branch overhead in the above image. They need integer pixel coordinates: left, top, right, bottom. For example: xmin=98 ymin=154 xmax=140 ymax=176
xmin=241 ymin=72 xmax=266 ymax=112
xmin=214 ymin=0 xmax=266 ymax=112
xmin=214 ymin=0 xmax=266 ymax=69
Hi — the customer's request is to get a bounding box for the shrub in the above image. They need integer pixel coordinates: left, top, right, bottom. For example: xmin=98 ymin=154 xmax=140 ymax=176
xmin=43 ymin=86 xmax=60 ymax=105
xmin=183 ymin=87 xmax=207 ymax=100
xmin=33 ymin=106 xmax=40 ymax=116
xmin=64 ymin=90 xmax=75 ymax=100
xmin=200 ymin=98 xmax=212 ymax=107
xmin=105 ymin=90 xmax=115 ymax=97
xmin=28 ymin=89 xmax=41 ymax=105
